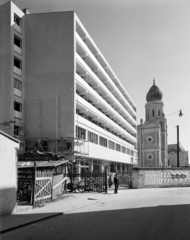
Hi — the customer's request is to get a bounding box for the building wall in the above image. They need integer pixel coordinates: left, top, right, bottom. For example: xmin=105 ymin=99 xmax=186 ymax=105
xmin=0 ymin=2 xmax=12 ymax=133
xmin=0 ymin=133 xmax=19 ymax=215
xmin=168 ymin=151 xmax=188 ymax=167
xmin=132 ymin=167 xmax=190 ymax=189
xmin=25 ymin=12 xmax=75 ymax=139
xmin=0 ymin=2 xmax=25 ymax=138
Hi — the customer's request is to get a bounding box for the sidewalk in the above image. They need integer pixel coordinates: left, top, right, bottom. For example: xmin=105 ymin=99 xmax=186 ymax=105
xmin=0 ymin=187 xmax=117 ymax=234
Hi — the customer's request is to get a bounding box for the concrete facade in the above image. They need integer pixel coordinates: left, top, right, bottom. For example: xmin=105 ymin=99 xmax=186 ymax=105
xmin=0 ymin=1 xmax=138 ymax=172
xmin=0 ymin=131 xmax=20 ymax=215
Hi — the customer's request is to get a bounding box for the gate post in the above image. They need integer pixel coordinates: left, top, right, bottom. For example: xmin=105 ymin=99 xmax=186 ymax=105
xmin=32 ymin=161 xmax=36 ymax=207
xmin=105 ymin=166 xmax=108 ymax=193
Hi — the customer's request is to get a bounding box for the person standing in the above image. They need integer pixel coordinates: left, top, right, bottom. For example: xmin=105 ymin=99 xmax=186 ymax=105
xmin=114 ymin=174 xmax=119 ymax=194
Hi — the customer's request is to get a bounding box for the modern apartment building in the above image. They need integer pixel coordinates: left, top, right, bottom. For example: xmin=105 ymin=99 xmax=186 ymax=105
xmin=0 ymin=1 xmax=138 ymax=172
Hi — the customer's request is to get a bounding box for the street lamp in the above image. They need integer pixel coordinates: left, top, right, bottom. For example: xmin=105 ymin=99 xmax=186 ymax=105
xmin=176 ymin=125 xmax=179 ymax=167
xmin=176 ymin=110 xmax=183 ymax=168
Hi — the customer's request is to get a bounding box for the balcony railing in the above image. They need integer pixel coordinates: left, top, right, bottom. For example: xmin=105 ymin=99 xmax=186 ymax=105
xmin=76 ymin=32 xmax=137 ymax=116
xmin=14 ymin=45 xmax=22 ymax=55
xmin=14 ymin=66 xmax=22 ymax=76
xmin=14 ymin=24 xmax=21 ymax=34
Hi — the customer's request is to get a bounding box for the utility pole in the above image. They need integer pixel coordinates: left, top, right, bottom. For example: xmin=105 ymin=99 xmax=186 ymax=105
xmin=176 ymin=125 xmax=179 ymax=167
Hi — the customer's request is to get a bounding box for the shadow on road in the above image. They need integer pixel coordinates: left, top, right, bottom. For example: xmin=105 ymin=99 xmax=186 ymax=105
xmin=1 ymin=203 xmax=190 ymax=240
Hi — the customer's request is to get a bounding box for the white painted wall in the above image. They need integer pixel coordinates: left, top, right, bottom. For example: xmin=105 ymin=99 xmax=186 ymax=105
xmin=0 ymin=132 xmax=19 ymax=215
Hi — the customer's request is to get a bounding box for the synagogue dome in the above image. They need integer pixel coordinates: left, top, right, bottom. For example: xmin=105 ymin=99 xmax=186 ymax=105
xmin=146 ymin=79 xmax=163 ymax=102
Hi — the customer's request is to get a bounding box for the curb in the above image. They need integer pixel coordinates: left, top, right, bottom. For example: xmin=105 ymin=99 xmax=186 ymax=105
xmin=0 ymin=212 xmax=63 ymax=234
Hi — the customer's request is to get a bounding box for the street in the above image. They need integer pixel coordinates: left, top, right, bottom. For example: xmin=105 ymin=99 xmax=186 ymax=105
xmin=1 ymin=187 xmax=190 ymax=240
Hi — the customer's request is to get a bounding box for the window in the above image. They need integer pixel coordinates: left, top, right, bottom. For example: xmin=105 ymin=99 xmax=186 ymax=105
xmin=116 ymin=144 xmax=121 ymax=152
xmin=152 ymin=110 xmax=154 ymax=116
xmin=14 ymin=58 xmax=21 ymax=69
xmin=131 ymin=150 xmax=134 ymax=156
xmin=76 ymin=126 xmax=86 ymax=140
xmin=109 ymin=140 xmax=115 ymax=150
xmin=14 ymin=35 xmax=21 ymax=48
xmin=127 ymin=148 xmax=131 ymax=155
xmin=122 ymin=146 xmax=126 ymax=153
xmin=14 ymin=126 xmax=19 ymax=136
xmin=14 ymin=14 xmax=21 ymax=26
xmin=147 ymin=136 xmax=153 ymax=143
xmin=14 ymin=102 xmax=22 ymax=112
xmin=158 ymin=109 xmax=160 ymax=116
xmin=147 ymin=154 xmax=153 ymax=160
xmin=99 ymin=136 xmax=107 ymax=147
xmin=88 ymin=131 xmax=98 ymax=144
xmin=14 ymin=79 xmax=22 ymax=91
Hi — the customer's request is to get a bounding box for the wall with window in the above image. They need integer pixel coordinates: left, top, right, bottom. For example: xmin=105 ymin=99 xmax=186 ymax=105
xmin=0 ymin=2 xmax=13 ymax=135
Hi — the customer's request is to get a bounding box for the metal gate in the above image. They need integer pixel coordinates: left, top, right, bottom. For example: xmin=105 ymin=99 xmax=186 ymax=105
xmin=17 ymin=169 xmax=33 ymax=203
xmin=68 ymin=171 xmax=108 ymax=193
xmin=117 ymin=171 xmax=132 ymax=189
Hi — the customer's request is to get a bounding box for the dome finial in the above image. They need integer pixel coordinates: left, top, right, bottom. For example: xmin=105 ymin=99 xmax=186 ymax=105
xmin=153 ymin=78 xmax=155 ymax=85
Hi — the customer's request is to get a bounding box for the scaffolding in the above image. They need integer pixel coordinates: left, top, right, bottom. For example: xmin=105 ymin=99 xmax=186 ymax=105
xmin=24 ymin=136 xmax=89 ymax=161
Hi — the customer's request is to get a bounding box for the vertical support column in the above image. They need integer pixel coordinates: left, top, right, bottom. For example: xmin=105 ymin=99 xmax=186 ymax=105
xmin=177 ymin=125 xmax=179 ymax=167
xmin=64 ymin=164 xmax=67 ymax=194
xmin=108 ymin=164 xmax=111 ymax=174
xmin=76 ymin=160 xmax=81 ymax=174
xmin=119 ymin=163 xmax=122 ymax=172
xmin=32 ymin=161 xmax=36 ymax=207
xmin=101 ymin=164 xmax=104 ymax=173
xmin=89 ymin=159 xmax=93 ymax=173
xmin=114 ymin=163 xmax=117 ymax=172
xmin=105 ymin=166 xmax=108 ymax=193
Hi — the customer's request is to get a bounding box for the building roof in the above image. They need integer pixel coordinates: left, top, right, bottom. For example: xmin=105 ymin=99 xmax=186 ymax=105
xmin=146 ymin=79 xmax=163 ymax=102
xmin=168 ymin=143 xmax=186 ymax=152
xmin=0 ymin=130 xmax=20 ymax=143
xmin=18 ymin=159 xmax=69 ymax=168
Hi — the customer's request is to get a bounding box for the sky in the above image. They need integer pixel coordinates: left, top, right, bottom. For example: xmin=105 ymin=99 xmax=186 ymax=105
xmin=2 ymin=0 xmax=190 ymax=156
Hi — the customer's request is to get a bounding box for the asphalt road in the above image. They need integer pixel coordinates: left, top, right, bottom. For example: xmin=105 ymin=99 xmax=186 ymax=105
xmin=1 ymin=187 xmax=190 ymax=240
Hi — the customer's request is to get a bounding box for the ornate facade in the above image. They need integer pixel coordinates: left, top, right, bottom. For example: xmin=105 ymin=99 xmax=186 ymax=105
xmin=137 ymin=80 xmax=168 ymax=167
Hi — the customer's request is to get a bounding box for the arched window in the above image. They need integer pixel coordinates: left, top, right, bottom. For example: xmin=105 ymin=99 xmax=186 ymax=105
xmin=158 ymin=109 xmax=160 ymax=116
xmin=152 ymin=110 xmax=154 ymax=116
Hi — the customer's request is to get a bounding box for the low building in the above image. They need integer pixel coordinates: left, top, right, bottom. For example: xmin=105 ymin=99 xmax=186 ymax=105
xmin=0 ymin=131 xmax=20 ymax=215
xmin=168 ymin=144 xmax=188 ymax=167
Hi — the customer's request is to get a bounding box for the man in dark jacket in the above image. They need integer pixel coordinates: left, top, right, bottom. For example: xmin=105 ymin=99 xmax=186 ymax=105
xmin=114 ymin=174 xmax=119 ymax=194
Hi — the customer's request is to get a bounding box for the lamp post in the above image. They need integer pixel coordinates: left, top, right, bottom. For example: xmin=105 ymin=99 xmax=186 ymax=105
xmin=176 ymin=125 xmax=179 ymax=167
xmin=176 ymin=109 xmax=183 ymax=168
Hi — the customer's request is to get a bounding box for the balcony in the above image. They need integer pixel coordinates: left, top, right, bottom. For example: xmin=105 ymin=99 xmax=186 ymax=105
xmin=14 ymin=45 xmax=22 ymax=55
xmin=76 ymin=23 xmax=137 ymax=112
xmin=14 ymin=88 xmax=22 ymax=97
xmin=14 ymin=24 xmax=21 ymax=34
xmin=14 ymin=110 xmax=22 ymax=119
xmin=76 ymin=74 xmax=136 ymax=135
xmin=75 ymin=61 xmax=137 ymax=127
xmin=76 ymin=114 xmax=135 ymax=149
xmin=14 ymin=66 xmax=22 ymax=76
xmin=76 ymin=94 xmax=136 ymax=144
xmin=76 ymin=32 xmax=136 ymax=117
